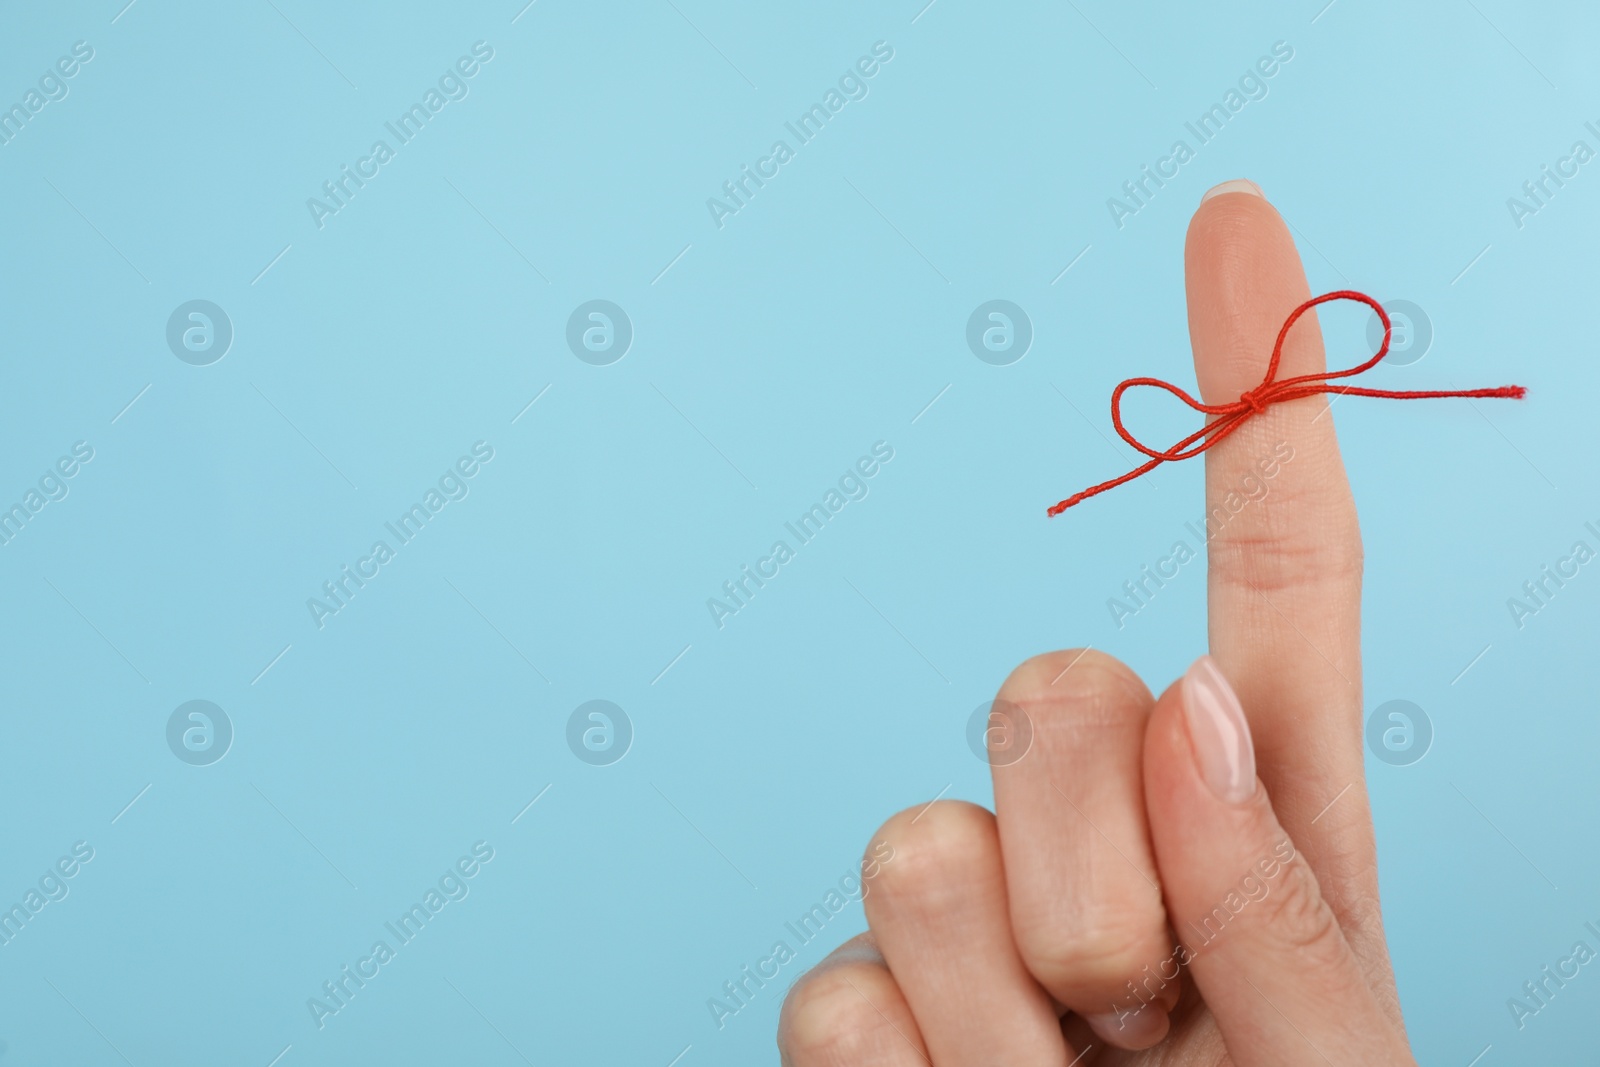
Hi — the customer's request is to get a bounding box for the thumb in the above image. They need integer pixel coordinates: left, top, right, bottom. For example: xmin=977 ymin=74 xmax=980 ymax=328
xmin=1141 ymin=656 xmax=1414 ymax=1066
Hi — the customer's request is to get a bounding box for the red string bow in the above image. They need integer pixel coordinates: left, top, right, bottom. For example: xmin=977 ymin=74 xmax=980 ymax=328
xmin=1047 ymin=290 xmax=1525 ymax=517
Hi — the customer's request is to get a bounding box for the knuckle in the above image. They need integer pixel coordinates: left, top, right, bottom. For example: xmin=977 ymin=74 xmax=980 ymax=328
xmin=998 ymin=649 xmax=1152 ymax=729
xmin=1254 ymin=854 xmax=1350 ymax=968
xmin=1209 ymin=510 xmax=1364 ymax=597
xmin=868 ymin=801 xmax=995 ymax=911
xmin=780 ymin=963 xmax=903 ymax=1064
xmin=1014 ymin=917 xmax=1166 ymax=998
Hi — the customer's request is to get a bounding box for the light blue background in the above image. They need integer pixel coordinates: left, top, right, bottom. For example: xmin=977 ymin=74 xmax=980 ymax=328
xmin=0 ymin=1 xmax=1595 ymax=1063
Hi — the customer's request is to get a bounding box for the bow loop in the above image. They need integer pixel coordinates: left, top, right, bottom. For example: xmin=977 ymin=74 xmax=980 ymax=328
xmin=1047 ymin=290 xmax=1525 ymax=517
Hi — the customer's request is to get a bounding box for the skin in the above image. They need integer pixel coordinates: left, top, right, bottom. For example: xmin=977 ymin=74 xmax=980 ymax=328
xmin=775 ymin=179 xmax=1421 ymax=1066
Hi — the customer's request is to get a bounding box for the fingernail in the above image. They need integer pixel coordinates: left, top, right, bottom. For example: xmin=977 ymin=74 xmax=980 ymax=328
xmin=1084 ymin=1004 xmax=1169 ymax=1050
xmin=1182 ymin=655 xmax=1257 ymax=804
xmin=1200 ymin=178 xmax=1263 ymax=202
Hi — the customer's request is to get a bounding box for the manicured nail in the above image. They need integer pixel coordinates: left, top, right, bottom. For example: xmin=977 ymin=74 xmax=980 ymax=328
xmin=1201 ymin=178 xmax=1263 ymax=202
xmin=1085 ymin=1003 xmax=1169 ymax=1049
xmin=1182 ymin=656 xmax=1257 ymax=804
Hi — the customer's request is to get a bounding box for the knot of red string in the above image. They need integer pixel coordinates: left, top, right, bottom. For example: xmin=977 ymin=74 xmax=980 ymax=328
xmin=1047 ymin=289 xmax=1526 ymax=517
xmin=1239 ymin=385 xmax=1270 ymax=415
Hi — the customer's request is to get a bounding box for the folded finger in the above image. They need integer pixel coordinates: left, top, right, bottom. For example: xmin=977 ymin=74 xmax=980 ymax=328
xmin=988 ymin=650 xmax=1176 ymax=1047
xmin=780 ymin=933 xmax=930 ymax=1067
xmin=863 ymin=801 xmax=1081 ymax=1066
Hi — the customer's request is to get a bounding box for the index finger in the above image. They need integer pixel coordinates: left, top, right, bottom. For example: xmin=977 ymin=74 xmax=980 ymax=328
xmin=1183 ymin=180 xmax=1394 ymax=992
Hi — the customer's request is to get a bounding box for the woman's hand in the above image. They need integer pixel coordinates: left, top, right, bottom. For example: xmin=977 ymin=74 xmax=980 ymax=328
xmin=776 ymin=180 xmax=1419 ymax=1066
